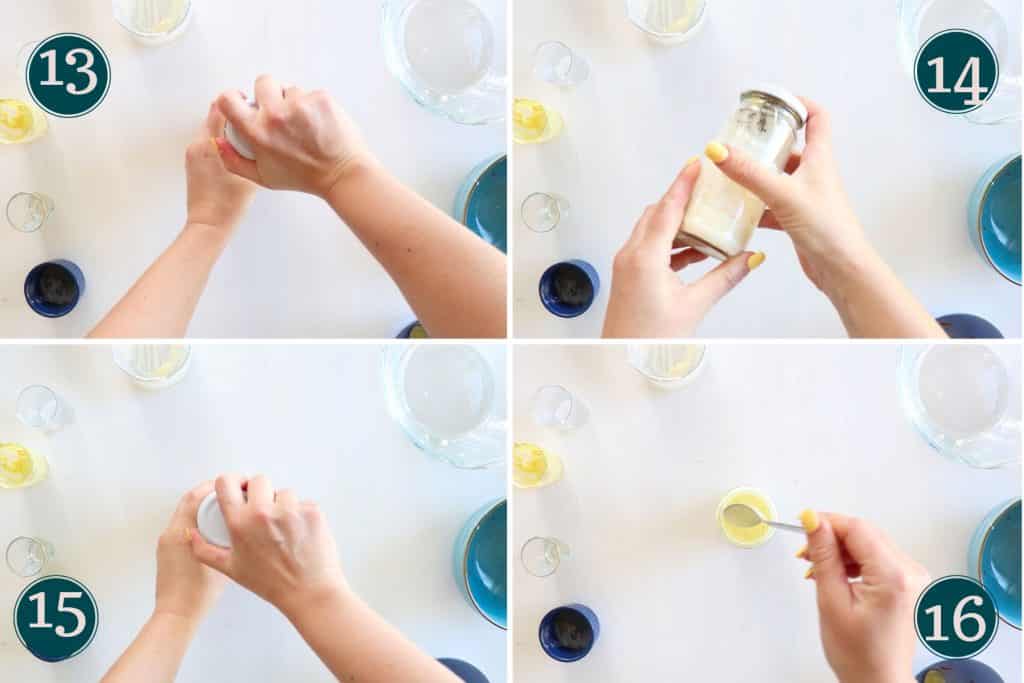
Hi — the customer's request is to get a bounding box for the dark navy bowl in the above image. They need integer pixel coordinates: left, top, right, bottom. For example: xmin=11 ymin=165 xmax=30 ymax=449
xmin=438 ymin=658 xmax=489 ymax=683
xmin=396 ymin=321 xmax=429 ymax=339
xmin=937 ymin=314 xmax=1004 ymax=339
xmin=916 ymin=659 xmax=1004 ymax=682
xmin=24 ymin=259 xmax=85 ymax=318
xmin=539 ymin=603 xmax=600 ymax=662
xmin=539 ymin=260 xmax=600 ymax=318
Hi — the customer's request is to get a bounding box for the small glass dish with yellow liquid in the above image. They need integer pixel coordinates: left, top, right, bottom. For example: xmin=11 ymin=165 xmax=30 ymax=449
xmin=0 ymin=443 xmax=49 ymax=489
xmin=0 ymin=100 xmax=47 ymax=145
xmin=514 ymin=98 xmax=564 ymax=144
xmin=513 ymin=442 xmax=563 ymax=489
xmin=716 ymin=487 xmax=777 ymax=548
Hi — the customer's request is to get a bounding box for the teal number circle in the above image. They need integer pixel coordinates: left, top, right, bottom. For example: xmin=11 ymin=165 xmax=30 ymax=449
xmin=14 ymin=575 xmax=99 ymax=662
xmin=26 ymin=33 xmax=111 ymax=118
xmin=915 ymin=575 xmax=998 ymax=660
xmin=914 ymin=29 xmax=998 ymax=115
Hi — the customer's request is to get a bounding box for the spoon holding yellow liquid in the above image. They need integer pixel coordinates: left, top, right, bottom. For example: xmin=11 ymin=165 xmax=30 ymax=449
xmin=722 ymin=503 xmax=804 ymax=534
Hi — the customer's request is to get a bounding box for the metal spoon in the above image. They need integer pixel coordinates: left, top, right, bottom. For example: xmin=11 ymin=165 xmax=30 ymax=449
xmin=722 ymin=503 xmax=805 ymax=534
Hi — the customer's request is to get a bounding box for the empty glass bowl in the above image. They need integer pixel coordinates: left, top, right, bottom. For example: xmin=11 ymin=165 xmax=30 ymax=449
xmin=898 ymin=345 xmax=1021 ymax=468
xmin=382 ymin=0 xmax=507 ymax=125
xmin=383 ymin=345 xmax=506 ymax=468
xmin=897 ymin=0 xmax=1021 ymax=125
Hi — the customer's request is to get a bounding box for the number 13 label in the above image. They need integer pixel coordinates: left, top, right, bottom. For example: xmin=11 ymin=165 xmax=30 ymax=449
xmin=27 ymin=33 xmax=111 ymax=118
xmin=15 ymin=575 xmax=99 ymax=662
xmin=915 ymin=29 xmax=999 ymax=115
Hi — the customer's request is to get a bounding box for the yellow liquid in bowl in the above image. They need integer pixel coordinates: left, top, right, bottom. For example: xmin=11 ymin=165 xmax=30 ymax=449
xmin=513 ymin=99 xmax=563 ymax=144
xmin=0 ymin=100 xmax=47 ymax=144
xmin=718 ymin=488 xmax=776 ymax=547
xmin=513 ymin=442 xmax=563 ymax=489
xmin=0 ymin=443 xmax=48 ymax=488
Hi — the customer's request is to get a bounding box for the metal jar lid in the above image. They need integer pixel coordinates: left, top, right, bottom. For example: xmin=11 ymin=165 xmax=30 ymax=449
xmin=196 ymin=492 xmax=232 ymax=548
xmin=741 ymin=84 xmax=808 ymax=129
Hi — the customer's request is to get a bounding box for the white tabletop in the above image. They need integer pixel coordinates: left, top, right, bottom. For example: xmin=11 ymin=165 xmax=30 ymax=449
xmin=0 ymin=0 xmax=504 ymax=338
xmin=0 ymin=343 xmax=507 ymax=682
xmin=513 ymin=0 xmax=1022 ymax=339
xmin=512 ymin=343 xmax=1021 ymax=682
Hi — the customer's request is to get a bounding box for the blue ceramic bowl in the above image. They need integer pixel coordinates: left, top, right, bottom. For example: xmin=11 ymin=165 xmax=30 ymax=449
xmin=539 ymin=260 xmax=600 ymax=318
xmin=916 ymin=659 xmax=1004 ymax=682
xmin=539 ymin=603 xmax=600 ymax=662
xmin=24 ymin=259 xmax=85 ymax=318
xmin=455 ymin=155 xmax=506 ymax=254
xmin=968 ymin=498 xmax=1021 ymax=629
xmin=969 ymin=155 xmax=1021 ymax=285
xmin=395 ymin=321 xmax=429 ymax=339
xmin=936 ymin=314 xmax=1004 ymax=339
xmin=454 ymin=498 xmax=506 ymax=629
xmin=438 ymin=658 xmax=489 ymax=683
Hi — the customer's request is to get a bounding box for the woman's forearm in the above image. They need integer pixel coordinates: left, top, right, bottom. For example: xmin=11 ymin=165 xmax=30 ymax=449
xmin=101 ymin=612 xmax=196 ymax=683
xmin=88 ymin=223 xmax=232 ymax=338
xmin=822 ymin=247 xmax=947 ymax=339
xmin=282 ymin=583 xmax=459 ymax=683
xmin=325 ymin=160 xmax=507 ymax=338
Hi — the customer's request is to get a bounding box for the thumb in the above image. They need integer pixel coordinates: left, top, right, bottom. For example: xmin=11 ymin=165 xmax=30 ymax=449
xmin=189 ymin=528 xmax=232 ymax=576
xmin=688 ymin=251 xmax=764 ymax=314
xmin=705 ymin=141 xmax=795 ymax=212
xmin=801 ymin=510 xmax=850 ymax=610
xmin=214 ymin=137 xmax=262 ymax=185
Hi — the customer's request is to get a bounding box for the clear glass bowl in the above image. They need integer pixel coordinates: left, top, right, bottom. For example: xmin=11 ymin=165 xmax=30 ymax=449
xmin=382 ymin=0 xmax=506 ymax=125
xmin=897 ymin=0 xmax=1021 ymax=125
xmin=383 ymin=345 xmax=506 ymax=468
xmin=626 ymin=344 xmax=708 ymax=390
xmin=898 ymin=345 xmax=1021 ymax=468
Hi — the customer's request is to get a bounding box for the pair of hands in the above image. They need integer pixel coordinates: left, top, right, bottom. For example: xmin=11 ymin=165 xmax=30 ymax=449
xmin=604 ymin=98 xmax=875 ymax=338
xmin=184 ymin=75 xmax=368 ymax=236
xmin=155 ymin=477 xmax=344 ymax=628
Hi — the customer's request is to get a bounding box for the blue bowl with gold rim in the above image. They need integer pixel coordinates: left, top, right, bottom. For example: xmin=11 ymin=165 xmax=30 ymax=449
xmin=454 ymin=154 xmax=506 ymax=253
xmin=967 ymin=498 xmax=1021 ymax=629
xmin=454 ymin=498 xmax=506 ymax=629
xmin=969 ymin=155 xmax=1021 ymax=285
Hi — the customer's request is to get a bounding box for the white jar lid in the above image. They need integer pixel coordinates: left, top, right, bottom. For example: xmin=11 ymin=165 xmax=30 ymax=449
xmin=196 ymin=492 xmax=232 ymax=548
xmin=742 ymin=84 xmax=808 ymax=128
xmin=224 ymin=98 xmax=258 ymax=160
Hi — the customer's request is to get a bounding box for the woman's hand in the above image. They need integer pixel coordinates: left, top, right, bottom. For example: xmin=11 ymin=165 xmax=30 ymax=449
xmin=799 ymin=510 xmax=930 ymax=683
xmin=704 ymin=97 xmax=874 ymax=295
xmin=212 ymin=75 xmax=372 ymax=199
xmin=155 ymin=481 xmax=227 ymax=625
xmin=189 ymin=474 xmax=348 ymax=618
xmin=603 ymin=160 xmax=763 ymax=338
xmin=185 ymin=104 xmax=257 ymax=232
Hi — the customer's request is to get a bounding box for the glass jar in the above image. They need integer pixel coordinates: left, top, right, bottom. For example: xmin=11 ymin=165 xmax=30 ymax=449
xmin=678 ymin=86 xmax=807 ymax=260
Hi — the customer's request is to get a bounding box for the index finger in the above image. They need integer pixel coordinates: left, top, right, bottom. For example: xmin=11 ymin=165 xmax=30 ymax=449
xmin=641 ymin=160 xmax=701 ymax=252
xmin=799 ymin=96 xmax=832 ymax=149
xmin=823 ymin=513 xmax=902 ymax=585
xmin=215 ymin=473 xmax=247 ymax=516
xmin=173 ymin=479 xmax=215 ymax=521
xmin=205 ymin=103 xmax=226 ymax=139
xmin=215 ymin=91 xmax=258 ymax=137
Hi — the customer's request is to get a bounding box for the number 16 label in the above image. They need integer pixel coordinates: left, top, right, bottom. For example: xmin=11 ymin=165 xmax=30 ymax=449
xmin=26 ymin=34 xmax=111 ymax=119
xmin=915 ymin=575 xmax=998 ymax=660
xmin=14 ymin=576 xmax=99 ymax=662
xmin=915 ymin=29 xmax=999 ymax=115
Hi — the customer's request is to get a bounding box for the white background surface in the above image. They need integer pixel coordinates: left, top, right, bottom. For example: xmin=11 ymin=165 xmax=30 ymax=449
xmin=513 ymin=344 xmax=1021 ymax=682
xmin=513 ymin=0 xmax=1022 ymax=339
xmin=0 ymin=0 xmax=504 ymax=338
xmin=0 ymin=344 xmax=507 ymax=682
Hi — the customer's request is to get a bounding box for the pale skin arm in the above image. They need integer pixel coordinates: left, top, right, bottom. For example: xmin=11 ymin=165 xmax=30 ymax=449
xmin=212 ymin=75 xmax=506 ymax=339
xmin=88 ymin=106 xmax=256 ymax=338
xmin=102 ymin=482 xmax=226 ymax=683
xmin=190 ymin=474 xmax=459 ymax=683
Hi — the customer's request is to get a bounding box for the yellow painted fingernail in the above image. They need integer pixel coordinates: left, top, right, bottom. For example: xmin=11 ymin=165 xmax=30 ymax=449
xmin=800 ymin=509 xmax=820 ymax=534
xmin=804 ymin=566 xmax=816 ymax=580
xmin=705 ymin=141 xmax=729 ymax=164
xmin=685 ymin=155 xmax=699 ymax=167
xmin=795 ymin=545 xmax=808 ymax=559
xmin=209 ymin=137 xmax=219 ymax=154
xmin=747 ymin=252 xmax=766 ymax=271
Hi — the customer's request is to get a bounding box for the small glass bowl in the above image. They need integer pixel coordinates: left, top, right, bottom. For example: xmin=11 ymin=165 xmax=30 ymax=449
xmin=626 ymin=0 xmax=709 ymax=45
xmin=716 ymin=487 xmax=778 ymax=548
xmin=626 ymin=344 xmax=707 ymax=390
xmin=382 ymin=0 xmax=506 ymax=125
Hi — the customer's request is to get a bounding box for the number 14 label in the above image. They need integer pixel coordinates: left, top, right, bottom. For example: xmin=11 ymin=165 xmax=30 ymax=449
xmin=915 ymin=29 xmax=999 ymax=115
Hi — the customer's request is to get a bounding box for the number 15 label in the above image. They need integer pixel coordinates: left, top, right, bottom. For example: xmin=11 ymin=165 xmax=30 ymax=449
xmin=15 ymin=575 xmax=99 ymax=662
xmin=27 ymin=33 xmax=111 ymax=119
